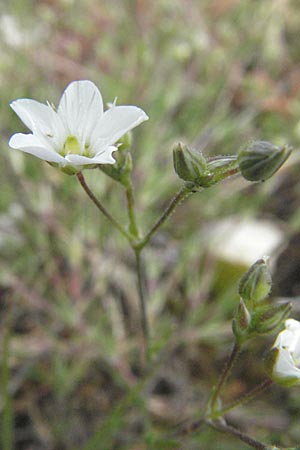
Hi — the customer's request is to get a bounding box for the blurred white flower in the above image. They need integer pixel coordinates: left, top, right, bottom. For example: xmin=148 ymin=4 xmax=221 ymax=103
xmin=9 ymin=80 xmax=148 ymax=173
xmin=207 ymin=217 xmax=284 ymax=266
xmin=0 ymin=14 xmax=24 ymax=48
xmin=271 ymin=319 xmax=300 ymax=386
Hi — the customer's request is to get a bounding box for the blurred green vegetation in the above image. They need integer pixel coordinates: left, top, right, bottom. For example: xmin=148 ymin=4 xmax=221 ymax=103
xmin=1 ymin=0 xmax=300 ymax=449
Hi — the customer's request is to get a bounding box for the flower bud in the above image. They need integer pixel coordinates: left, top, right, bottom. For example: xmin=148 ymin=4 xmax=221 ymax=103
xmin=232 ymin=299 xmax=251 ymax=343
xmin=238 ymin=258 xmax=272 ymax=308
xmin=250 ymin=301 xmax=292 ymax=335
xmin=238 ymin=141 xmax=292 ymax=182
xmin=173 ymin=143 xmax=208 ymax=185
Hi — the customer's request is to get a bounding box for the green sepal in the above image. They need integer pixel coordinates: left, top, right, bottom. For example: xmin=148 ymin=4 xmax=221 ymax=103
xmin=173 ymin=142 xmax=241 ymax=189
xmin=232 ymin=299 xmax=252 ymax=344
xmin=173 ymin=142 xmax=208 ymax=184
xmin=99 ymin=151 xmax=133 ymax=185
xmin=250 ymin=301 xmax=292 ymax=335
xmin=48 ymin=161 xmax=95 ymax=175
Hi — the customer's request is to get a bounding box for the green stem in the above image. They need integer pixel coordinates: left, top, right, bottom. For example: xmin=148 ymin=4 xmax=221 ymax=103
xmin=209 ymin=342 xmax=241 ymax=415
xmin=205 ymin=419 xmax=268 ymax=450
xmin=134 ymin=249 xmax=149 ymax=361
xmin=136 ymin=185 xmax=192 ymax=250
xmin=76 ymin=172 xmax=132 ymax=242
xmin=125 ymin=181 xmax=140 ymax=238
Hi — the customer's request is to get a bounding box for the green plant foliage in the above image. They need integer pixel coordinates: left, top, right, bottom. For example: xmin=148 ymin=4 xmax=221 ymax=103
xmin=1 ymin=1 xmax=300 ymax=449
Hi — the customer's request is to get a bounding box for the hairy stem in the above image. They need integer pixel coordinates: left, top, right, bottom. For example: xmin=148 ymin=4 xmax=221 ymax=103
xmin=77 ymin=172 xmax=132 ymax=241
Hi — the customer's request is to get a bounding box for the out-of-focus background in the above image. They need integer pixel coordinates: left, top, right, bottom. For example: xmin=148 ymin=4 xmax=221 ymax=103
xmin=1 ymin=1 xmax=300 ymax=449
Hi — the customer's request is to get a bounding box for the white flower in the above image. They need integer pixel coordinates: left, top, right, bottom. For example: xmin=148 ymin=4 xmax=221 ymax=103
xmin=271 ymin=319 xmax=300 ymax=386
xmin=9 ymin=80 xmax=148 ymax=174
xmin=207 ymin=217 xmax=284 ymax=267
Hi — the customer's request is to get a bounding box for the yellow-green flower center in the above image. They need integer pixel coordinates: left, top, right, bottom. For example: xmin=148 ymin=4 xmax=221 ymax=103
xmin=62 ymin=135 xmax=81 ymax=155
xmin=60 ymin=135 xmax=92 ymax=158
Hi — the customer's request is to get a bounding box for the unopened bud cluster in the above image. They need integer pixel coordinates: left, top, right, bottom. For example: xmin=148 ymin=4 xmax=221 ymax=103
xmin=173 ymin=140 xmax=291 ymax=190
xmin=232 ymin=258 xmax=291 ymax=344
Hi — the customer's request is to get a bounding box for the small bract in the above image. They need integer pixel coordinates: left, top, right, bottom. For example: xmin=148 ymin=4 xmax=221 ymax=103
xmin=9 ymin=80 xmax=148 ymax=174
xmin=271 ymin=319 xmax=300 ymax=386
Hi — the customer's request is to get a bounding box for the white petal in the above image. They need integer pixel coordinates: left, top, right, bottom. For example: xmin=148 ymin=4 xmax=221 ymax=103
xmin=274 ymin=320 xmax=300 ymax=362
xmin=274 ymin=348 xmax=300 ymax=379
xmin=9 ymin=133 xmax=66 ymax=164
xmin=285 ymin=319 xmax=300 ymax=331
xmin=91 ymin=105 xmax=148 ymax=150
xmin=57 ymin=80 xmax=103 ymax=144
xmin=10 ymin=99 xmax=65 ymax=137
xmin=274 ymin=329 xmax=296 ymax=349
xmin=65 ymin=147 xmax=116 ymax=166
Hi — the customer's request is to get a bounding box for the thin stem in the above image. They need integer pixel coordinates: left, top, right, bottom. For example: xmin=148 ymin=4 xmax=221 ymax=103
xmin=77 ymin=172 xmax=132 ymax=241
xmin=209 ymin=342 xmax=241 ymax=414
xmin=125 ymin=181 xmax=139 ymax=238
xmin=135 ymin=249 xmax=149 ymax=362
xmin=215 ymin=378 xmax=273 ymax=418
xmin=136 ymin=185 xmax=193 ymax=250
xmin=205 ymin=419 xmax=268 ymax=450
